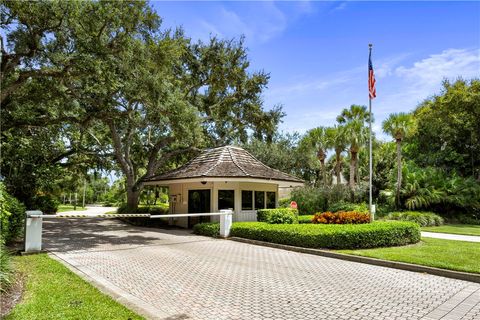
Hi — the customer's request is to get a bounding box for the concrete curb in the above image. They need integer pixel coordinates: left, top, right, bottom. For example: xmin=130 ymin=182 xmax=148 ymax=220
xmin=229 ymin=237 xmax=480 ymax=284
xmin=48 ymin=252 xmax=165 ymax=320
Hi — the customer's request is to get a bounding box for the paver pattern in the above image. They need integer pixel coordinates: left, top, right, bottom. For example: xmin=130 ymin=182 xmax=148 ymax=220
xmin=43 ymin=218 xmax=480 ymax=320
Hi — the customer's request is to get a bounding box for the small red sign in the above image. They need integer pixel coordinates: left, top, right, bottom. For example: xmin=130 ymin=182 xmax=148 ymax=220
xmin=290 ymin=201 xmax=298 ymax=209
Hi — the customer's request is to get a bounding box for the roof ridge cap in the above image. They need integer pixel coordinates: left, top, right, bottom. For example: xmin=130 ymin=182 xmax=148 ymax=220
xmin=202 ymin=148 xmax=224 ymax=176
xmin=227 ymin=146 xmax=250 ymax=176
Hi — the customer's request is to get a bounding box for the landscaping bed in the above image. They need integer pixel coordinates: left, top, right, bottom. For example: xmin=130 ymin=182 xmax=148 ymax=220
xmin=4 ymin=254 xmax=143 ymax=320
xmin=194 ymin=221 xmax=420 ymax=250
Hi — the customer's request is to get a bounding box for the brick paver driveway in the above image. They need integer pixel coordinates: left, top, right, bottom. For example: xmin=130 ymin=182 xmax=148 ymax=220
xmin=43 ymin=219 xmax=480 ymax=320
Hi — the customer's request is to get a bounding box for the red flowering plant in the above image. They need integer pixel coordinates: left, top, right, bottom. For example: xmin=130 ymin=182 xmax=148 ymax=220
xmin=311 ymin=211 xmax=371 ymax=224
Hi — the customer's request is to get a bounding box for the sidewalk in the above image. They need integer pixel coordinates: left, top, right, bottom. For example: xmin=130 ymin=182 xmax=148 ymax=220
xmin=421 ymin=231 xmax=480 ymax=243
xmin=57 ymin=206 xmax=117 ymax=216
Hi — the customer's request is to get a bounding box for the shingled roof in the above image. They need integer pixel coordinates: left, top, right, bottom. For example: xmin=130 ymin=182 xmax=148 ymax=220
xmin=145 ymin=146 xmax=304 ymax=184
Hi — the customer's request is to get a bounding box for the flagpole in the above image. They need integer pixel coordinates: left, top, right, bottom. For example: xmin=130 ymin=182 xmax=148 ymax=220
xmin=368 ymin=43 xmax=373 ymax=220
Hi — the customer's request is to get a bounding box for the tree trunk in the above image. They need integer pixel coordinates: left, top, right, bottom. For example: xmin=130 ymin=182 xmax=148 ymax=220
xmin=317 ymin=149 xmax=327 ymax=187
xmin=335 ymin=150 xmax=342 ymax=184
xmin=320 ymin=159 xmax=327 ymax=187
xmin=349 ymin=151 xmax=357 ymax=189
xmin=396 ymin=139 xmax=402 ymax=209
xmin=125 ymin=176 xmax=142 ymax=211
xmin=126 ymin=188 xmax=140 ymax=211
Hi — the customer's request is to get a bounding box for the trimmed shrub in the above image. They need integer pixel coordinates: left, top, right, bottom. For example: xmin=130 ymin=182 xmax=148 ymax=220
xmin=328 ymin=201 xmax=368 ymax=213
xmin=386 ymin=211 xmax=444 ymax=227
xmin=312 ymin=211 xmax=371 ymax=224
xmin=32 ymin=194 xmax=59 ymax=214
xmin=257 ymin=208 xmax=298 ymax=224
xmin=193 ymin=222 xmax=221 ymax=237
xmin=298 ymin=215 xmax=314 ymax=224
xmin=278 ymin=198 xmax=291 ymax=208
xmin=230 ymin=221 xmax=420 ymax=249
xmin=0 ymin=182 xmax=26 ymax=244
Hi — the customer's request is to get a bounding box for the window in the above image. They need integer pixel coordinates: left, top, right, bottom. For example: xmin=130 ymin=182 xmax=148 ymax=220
xmin=266 ymin=192 xmax=276 ymax=209
xmin=218 ymin=190 xmax=234 ymax=210
xmin=242 ymin=191 xmax=253 ymax=210
xmin=254 ymin=191 xmax=265 ymax=210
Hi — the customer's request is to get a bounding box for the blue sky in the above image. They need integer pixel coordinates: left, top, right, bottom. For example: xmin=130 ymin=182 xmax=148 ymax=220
xmin=152 ymin=1 xmax=480 ymax=141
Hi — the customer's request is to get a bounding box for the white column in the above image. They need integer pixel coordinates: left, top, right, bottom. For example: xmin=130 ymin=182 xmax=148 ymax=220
xmin=219 ymin=209 xmax=233 ymax=238
xmin=25 ymin=210 xmax=43 ymax=253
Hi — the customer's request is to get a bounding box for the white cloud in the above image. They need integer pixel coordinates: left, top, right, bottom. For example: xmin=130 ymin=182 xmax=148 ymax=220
xmin=329 ymin=1 xmax=348 ymax=14
xmin=194 ymin=2 xmax=314 ymax=44
xmin=395 ymin=48 xmax=480 ymax=84
xmin=272 ymin=48 xmax=479 ymax=139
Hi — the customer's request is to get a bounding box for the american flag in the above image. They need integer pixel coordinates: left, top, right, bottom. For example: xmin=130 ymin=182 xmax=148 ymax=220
xmin=368 ymin=50 xmax=376 ymax=99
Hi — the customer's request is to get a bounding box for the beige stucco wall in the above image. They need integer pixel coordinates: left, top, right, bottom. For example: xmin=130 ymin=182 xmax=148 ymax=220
xmin=166 ymin=181 xmax=279 ymax=227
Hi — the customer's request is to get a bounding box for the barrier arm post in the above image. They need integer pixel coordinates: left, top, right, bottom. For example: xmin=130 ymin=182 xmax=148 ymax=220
xmin=24 ymin=210 xmax=44 ymax=253
xmin=219 ymin=209 xmax=233 ymax=238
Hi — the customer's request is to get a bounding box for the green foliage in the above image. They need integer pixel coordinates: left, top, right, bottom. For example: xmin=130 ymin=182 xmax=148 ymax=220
xmin=278 ymin=198 xmax=291 ymax=208
xmin=256 ymin=208 xmax=298 ymax=224
xmin=0 ymin=182 xmax=26 ymax=244
xmin=193 ymin=223 xmax=221 ymax=238
xmin=382 ymin=113 xmax=416 ymax=142
xmin=298 ymin=215 xmax=314 ymax=224
xmin=1 ymin=1 xmax=284 ymax=211
xmin=242 ymin=133 xmax=311 ymax=182
xmin=456 ymin=215 xmax=480 ymax=225
xmin=393 ymin=163 xmax=480 ymax=218
xmin=327 ymin=201 xmax=368 ymax=213
xmin=407 ymin=79 xmax=480 ymax=178
xmin=298 ymin=126 xmax=330 ymax=186
xmin=0 ymin=243 xmax=13 ymax=293
xmin=230 ymin=221 xmax=420 ymax=250
xmin=32 ymin=195 xmax=59 ymax=214
xmin=116 ymin=204 xmax=169 ymax=228
xmin=117 ymin=204 xmax=169 ymax=215
xmin=386 ymin=211 xmax=444 ymax=227
xmin=290 ymin=185 xmax=365 ymax=215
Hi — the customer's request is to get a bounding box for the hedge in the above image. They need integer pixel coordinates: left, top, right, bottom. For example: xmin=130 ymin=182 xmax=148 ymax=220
xmin=298 ymin=215 xmax=314 ymax=224
xmin=193 ymin=222 xmax=221 ymax=238
xmin=193 ymin=221 xmax=420 ymax=249
xmin=386 ymin=211 xmax=444 ymax=227
xmin=257 ymin=208 xmax=298 ymax=224
xmin=0 ymin=182 xmax=26 ymax=244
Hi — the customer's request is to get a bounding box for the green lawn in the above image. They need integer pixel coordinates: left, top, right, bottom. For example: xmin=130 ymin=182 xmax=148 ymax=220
xmin=5 ymin=254 xmax=143 ymax=320
xmin=421 ymin=224 xmax=480 ymax=236
xmin=57 ymin=205 xmax=87 ymax=213
xmin=339 ymin=237 xmax=480 ymax=274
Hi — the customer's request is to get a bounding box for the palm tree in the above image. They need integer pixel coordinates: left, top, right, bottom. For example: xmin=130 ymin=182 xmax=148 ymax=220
xmin=300 ymin=127 xmax=329 ymax=186
xmin=382 ymin=112 xmax=415 ymax=208
xmin=326 ymin=126 xmax=348 ymax=185
xmin=336 ymin=105 xmax=371 ymax=190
